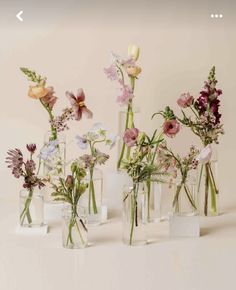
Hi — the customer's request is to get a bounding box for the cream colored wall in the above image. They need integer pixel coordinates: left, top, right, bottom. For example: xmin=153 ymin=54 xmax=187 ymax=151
xmin=0 ymin=1 xmax=235 ymax=209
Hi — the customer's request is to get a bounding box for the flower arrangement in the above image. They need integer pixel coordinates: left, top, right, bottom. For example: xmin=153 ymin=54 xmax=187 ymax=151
xmin=162 ymin=67 xmax=224 ymax=215
xmin=76 ymin=123 xmax=117 ymax=217
xmin=122 ymin=127 xmax=167 ymax=245
xmin=6 ymin=144 xmax=45 ymax=226
xmin=51 ymin=161 xmax=88 ymax=248
xmin=104 ymin=45 xmax=142 ymax=169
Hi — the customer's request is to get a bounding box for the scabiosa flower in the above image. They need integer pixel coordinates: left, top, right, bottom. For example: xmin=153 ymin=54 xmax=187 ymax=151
xmin=26 ymin=144 xmax=37 ymax=154
xmin=163 ymin=119 xmax=180 ymax=138
xmin=66 ymin=89 xmax=93 ymax=121
xmin=123 ymin=128 xmax=139 ymax=147
xmin=177 ymin=92 xmax=194 ymax=108
xmin=41 ymin=86 xmax=57 ymax=109
xmin=117 ymin=83 xmax=134 ymax=106
xmin=76 ymin=135 xmax=88 ymax=150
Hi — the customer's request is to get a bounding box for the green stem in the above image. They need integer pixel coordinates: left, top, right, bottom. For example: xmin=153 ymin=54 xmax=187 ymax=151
xmin=88 ymin=168 xmax=98 ymax=214
xmin=75 ymin=220 xmax=85 ymax=246
xmin=20 ymin=189 xmax=33 ymax=226
xmin=197 ymin=164 xmax=203 ymax=193
xmin=146 ymin=179 xmax=151 ymax=221
xmin=207 ymin=163 xmax=217 ymax=215
xmin=204 ymin=164 xmax=209 ymax=216
xmin=39 ymin=99 xmax=57 ymax=141
xmin=183 ymin=185 xmax=197 ymax=210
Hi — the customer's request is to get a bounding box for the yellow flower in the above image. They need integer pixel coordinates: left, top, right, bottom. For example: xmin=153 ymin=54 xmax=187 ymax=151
xmin=125 ymin=65 xmax=142 ymax=77
xmin=128 ymin=45 xmax=140 ymax=61
xmin=28 ymin=85 xmax=49 ymax=99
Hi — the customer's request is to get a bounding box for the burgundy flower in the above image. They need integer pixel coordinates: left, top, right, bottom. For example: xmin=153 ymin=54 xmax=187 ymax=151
xmin=66 ymin=89 xmax=93 ymax=121
xmin=26 ymin=144 xmax=37 ymax=154
xmin=163 ymin=119 xmax=180 ymax=138
xmin=123 ymin=128 xmax=139 ymax=147
xmin=41 ymin=87 xmax=57 ymax=109
xmin=65 ymin=175 xmax=74 ymax=188
xmin=6 ymin=149 xmax=23 ymax=174
xmin=177 ymin=93 xmax=194 ymax=108
xmin=25 ymin=160 xmax=36 ymax=173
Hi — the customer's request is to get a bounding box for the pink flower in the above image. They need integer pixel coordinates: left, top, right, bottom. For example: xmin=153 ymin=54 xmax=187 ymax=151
xmin=163 ymin=119 xmax=180 ymax=138
xmin=41 ymin=87 xmax=57 ymax=109
xmin=104 ymin=64 xmax=118 ymax=81
xmin=196 ymin=145 xmax=212 ymax=164
xmin=66 ymin=89 xmax=93 ymax=121
xmin=117 ymin=83 xmax=134 ymax=106
xmin=123 ymin=128 xmax=139 ymax=147
xmin=177 ymin=92 xmax=194 ymax=108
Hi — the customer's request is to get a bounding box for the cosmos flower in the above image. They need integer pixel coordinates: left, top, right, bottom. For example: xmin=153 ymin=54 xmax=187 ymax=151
xmin=163 ymin=119 xmax=180 ymax=138
xmin=123 ymin=128 xmax=139 ymax=147
xmin=66 ymin=89 xmax=93 ymax=121
xmin=177 ymin=92 xmax=194 ymax=108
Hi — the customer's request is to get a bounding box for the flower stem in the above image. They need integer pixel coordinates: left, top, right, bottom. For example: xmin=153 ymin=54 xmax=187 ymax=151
xmin=88 ymin=168 xmax=98 ymax=214
xmin=20 ymin=189 xmax=33 ymax=226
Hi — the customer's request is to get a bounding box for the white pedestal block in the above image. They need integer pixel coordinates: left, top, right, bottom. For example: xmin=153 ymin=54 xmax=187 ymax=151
xmin=16 ymin=224 xmax=48 ymax=235
xmin=105 ymin=169 xmax=131 ymax=210
xmin=169 ymin=214 xmax=200 ymax=237
xmin=44 ymin=202 xmax=64 ymax=222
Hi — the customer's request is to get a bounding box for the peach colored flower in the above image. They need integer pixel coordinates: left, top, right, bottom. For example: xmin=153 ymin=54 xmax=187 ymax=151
xmin=28 ymin=85 xmax=49 ymax=99
xmin=124 ymin=64 xmax=142 ymax=77
xmin=177 ymin=92 xmax=194 ymax=108
xmin=163 ymin=119 xmax=180 ymax=138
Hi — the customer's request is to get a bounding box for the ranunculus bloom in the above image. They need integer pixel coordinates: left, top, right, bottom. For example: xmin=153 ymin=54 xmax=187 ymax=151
xmin=177 ymin=92 xmax=194 ymax=108
xmin=123 ymin=128 xmax=139 ymax=147
xmin=196 ymin=145 xmax=212 ymax=164
xmin=163 ymin=119 xmax=180 ymax=138
xmin=128 ymin=44 xmax=140 ymax=61
xmin=66 ymin=89 xmax=93 ymax=121
xmin=28 ymin=85 xmax=49 ymax=99
xmin=124 ymin=64 xmax=142 ymax=77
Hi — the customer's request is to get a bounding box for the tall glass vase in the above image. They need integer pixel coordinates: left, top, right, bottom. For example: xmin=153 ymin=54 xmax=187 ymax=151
xmin=197 ymin=149 xmax=219 ymax=216
xmin=80 ymin=168 xmax=103 ymax=226
xmin=43 ymin=132 xmax=66 ymax=202
xmin=172 ymin=178 xmax=198 ymax=216
xmin=117 ymin=106 xmax=140 ymax=170
xmin=122 ymin=182 xmax=147 ymax=246
xmin=19 ymin=188 xmax=44 ymax=227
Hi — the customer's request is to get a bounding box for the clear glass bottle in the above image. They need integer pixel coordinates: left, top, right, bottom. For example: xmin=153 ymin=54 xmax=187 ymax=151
xmin=19 ymin=188 xmax=44 ymax=227
xmin=80 ymin=168 xmax=103 ymax=226
xmin=62 ymin=205 xmax=88 ymax=249
xmin=197 ymin=148 xmax=219 ymax=216
xmin=122 ymin=182 xmax=148 ymax=246
xmin=172 ymin=178 xmax=198 ymax=216
xmin=43 ymin=131 xmax=66 ymax=202
xmin=117 ymin=106 xmax=140 ymax=170
xmin=146 ymin=180 xmax=172 ymax=222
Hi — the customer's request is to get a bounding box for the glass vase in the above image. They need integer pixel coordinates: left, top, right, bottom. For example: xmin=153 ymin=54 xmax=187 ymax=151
xmin=62 ymin=205 xmax=88 ymax=249
xmin=146 ymin=180 xmax=172 ymax=222
xmin=43 ymin=131 xmax=66 ymax=202
xmin=197 ymin=149 xmax=219 ymax=216
xmin=117 ymin=106 xmax=140 ymax=170
xmin=80 ymin=168 xmax=103 ymax=226
xmin=122 ymin=182 xmax=148 ymax=246
xmin=172 ymin=178 xmax=198 ymax=216
xmin=19 ymin=188 xmax=44 ymax=227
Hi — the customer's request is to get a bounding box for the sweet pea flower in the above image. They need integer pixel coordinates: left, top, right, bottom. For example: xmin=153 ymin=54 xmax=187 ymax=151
xmin=128 ymin=44 xmax=140 ymax=61
xmin=196 ymin=145 xmax=212 ymax=164
xmin=117 ymin=84 xmax=134 ymax=106
xmin=66 ymin=89 xmax=93 ymax=121
xmin=104 ymin=64 xmax=118 ymax=81
xmin=76 ymin=135 xmax=88 ymax=150
xmin=177 ymin=92 xmax=194 ymax=108
xmin=163 ymin=119 xmax=180 ymax=138
xmin=123 ymin=128 xmax=139 ymax=147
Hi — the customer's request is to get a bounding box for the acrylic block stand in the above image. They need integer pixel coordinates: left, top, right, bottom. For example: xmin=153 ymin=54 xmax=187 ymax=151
xmin=16 ymin=224 xmax=48 ymax=235
xmin=169 ymin=213 xmax=200 ymax=237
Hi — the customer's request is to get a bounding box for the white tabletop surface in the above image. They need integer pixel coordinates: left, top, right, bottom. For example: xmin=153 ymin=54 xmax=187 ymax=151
xmin=0 ymin=197 xmax=236 ymax=290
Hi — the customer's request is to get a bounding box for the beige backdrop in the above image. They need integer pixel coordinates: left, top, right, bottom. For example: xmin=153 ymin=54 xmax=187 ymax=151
xmin=0 ymin=0 xmax=235 ymax=210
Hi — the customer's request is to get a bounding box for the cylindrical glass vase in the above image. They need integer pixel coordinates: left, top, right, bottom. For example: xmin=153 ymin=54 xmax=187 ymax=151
xmin=122 ymin=182 xmax=148 ymax=246
xmin=43 ymin=131 xmax=66 ymax=202
xmin=80 ymin=168 xmax=103 ymax=226
xmin=146 ymin=180 xmax=173 ymax=222
xmin=117 ymin=106 xmax=140 ymax=170
xmin=19 ymin=188 xmax=44 ymax=227
xmin=172 ymin=178 xmax=198 ymax=216
xmin=62 ymin=205 xmax=88 ymax=249
xmin=197 ymin=149 xmax=219 ymax=216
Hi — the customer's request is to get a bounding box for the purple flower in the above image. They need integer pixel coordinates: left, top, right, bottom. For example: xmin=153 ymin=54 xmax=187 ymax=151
xmin=104 ymin=64 xmax=118 ymax=81
xmin=76 ymin=135 xmax=88 ymax=150
xmin=123 ymin=128 xmax=139 ymax=147
xmin=25 ymin=160 xmax=36 ymax=173
xmin=6 ymin=149 xmax=24 ymax=178
xmin=39 ymin=140 xmax=59 ymax=161
xmin=117 ymin=83 xmax=134 ymax=106
xmin=66 ymin=89 xmax=93 ymax=121
xmin=26 ymin=144 xmax=37 ymax=154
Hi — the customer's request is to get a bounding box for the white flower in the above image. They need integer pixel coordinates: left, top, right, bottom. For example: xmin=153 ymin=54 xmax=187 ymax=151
xmin=196 ymin=145 xmax=212 ymax=164
xmin=76 ymin=135 xmax=88 ymax=150
xmin=128 ymin=44 xmax=140 ymax=61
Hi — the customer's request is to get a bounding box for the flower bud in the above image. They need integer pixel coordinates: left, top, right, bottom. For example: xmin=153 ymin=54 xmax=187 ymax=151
xmin=128 ymin=45 xmax=140 ymax=61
